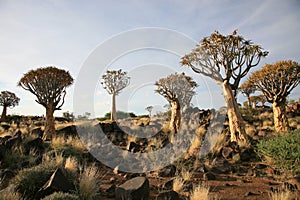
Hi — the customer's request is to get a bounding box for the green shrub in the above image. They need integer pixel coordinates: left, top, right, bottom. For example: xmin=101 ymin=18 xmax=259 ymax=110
xmin=14 ymin=160 xmax=61 ymax=199
xmin=41 ymin=192 xmax=79 ymax=200
xmin=256 ymin=130 xmax=300 ymax=175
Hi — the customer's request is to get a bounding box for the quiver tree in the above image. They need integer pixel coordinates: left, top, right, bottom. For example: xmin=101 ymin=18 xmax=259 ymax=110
xmin=0 ymin=91 xmax=20 ymax=121
xmin=145 ymin=106 xmax=153 ymax=117
xmin=239 ymin=80 xmax=256 ymax=109
xmin=18 ymin=66 xmax=73 ymax=139
xmin=101 ymin=69 xmax=130 ymax=121
xmin=155 ymin=72 xmax=197 ymax=133
xmin=181 ymin=30 xmax=268 ymax=147
xmin=248 ymin=60 xmax=300 ymax=132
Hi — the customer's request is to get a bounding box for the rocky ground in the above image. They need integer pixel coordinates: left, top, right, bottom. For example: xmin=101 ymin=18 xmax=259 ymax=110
xmin=0 ymin=107 xmax=299 ymax=199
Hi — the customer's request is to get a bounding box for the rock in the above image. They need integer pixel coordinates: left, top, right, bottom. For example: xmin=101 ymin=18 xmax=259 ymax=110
xmin=56 ymin=125 xmax=77 ymax=138
xmin=36 ymin=168 xmax=75 ymax=199
xmin=203 ymin=172 xmax=216 ymax=180
xmin=222 ymin=147 xmax=233 ymax=159
xmin=31 ymin=127 xmax=44 ymax=138
xmin=115 ymin=177 xmax=150 ymax=200
xmin=245 ymin=191 xmax=257 ymax=196
xmin=1 ymin=123 xmax=10 ymax=130
xmin=160 ymin=179 xmax=173 ymax=190
xmin=14 ymin=130 xmax=22 ymax=137
xmin=158 ymin=165 xmax=176 ymax=177
xmin=24 ymin=137 xmax=45 ymax=155
xmin=105 ymin=184 xmax=116 ymax=198
xmin=4 ymin=136 xmax=21 ymax=149
xmin=157 ymin=190 xmax=180 ymax=200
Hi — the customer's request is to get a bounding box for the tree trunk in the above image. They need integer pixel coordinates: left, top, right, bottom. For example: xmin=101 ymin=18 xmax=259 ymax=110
xmin=247 ymin=95 xmax=251 ymax=109
xmin=1 ymin=105 xmax=7 ymax=121
xmin=43 ymin=105 xmax=55 ymax=140
xmin=111 ymin=93 xmax=117 ymax=121
xmin=169 ymin=100 xmax=181 ymax=134
xmin=222 ymin=81 xmax=250 ymax=147
xmin=272 ymin=101 xmax=289 ymax=132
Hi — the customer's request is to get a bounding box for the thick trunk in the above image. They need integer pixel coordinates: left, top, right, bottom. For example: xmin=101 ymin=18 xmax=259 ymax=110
xmin=1 ymin=105 xmax=7 ymax=121
xmin=222 ymin=82 xmax=250 ymax=147
xmin=272 ymin=101 xmax=289 ymax=132
xmin=111 ymin=93 xmax=117 ymax=121
xmin=169 ymin=100 xmax=181 ymax=133
xmin=252 ymin=102 xmax=257 ymax=109
xmin=43 ymin=105 xmax=55 ymax=140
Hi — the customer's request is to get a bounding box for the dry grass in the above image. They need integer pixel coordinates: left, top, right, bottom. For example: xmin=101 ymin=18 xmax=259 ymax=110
xmin=64 ymin=156 xmax=79 ymax=175
xmin=245 ymin=124 xmax=257 ymax=136
xmin=189 ymin=184 xmax=210 ymax=200
xmin=173 ymin=177 xmax=185 ymax=194
xmin=51 ymin=135 xmax=85 ymax=153
xmin=181 ymin=168 xmax=193 ymax=181
xmin=0 ymin=192 xmax=21 ymax=200
xmin=78 ymin=164 xmax=105 ymax=200
xmin=268 ymin=190 xmax=292 ymax=200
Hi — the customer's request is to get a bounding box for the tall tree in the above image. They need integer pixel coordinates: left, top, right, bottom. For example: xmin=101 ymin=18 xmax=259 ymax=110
xmin=239 ymin=80 xmax=256 ymax=109
xmin=0 ymin=91 xmax=20 ymax=121
xmin=155 ymin=72 xmax=197 ymax=133
xmin=248 ymin=60 xmax=300 ymax=132
xmin=181 ymin=30 xmax=268 ymax=146
xmin=145 ymin=106 xmax=153 ymax=117
xmin=101 ymin=69 xmax=130 ymax=121
xmin=18 ymin=66 xmax=73 ymax=139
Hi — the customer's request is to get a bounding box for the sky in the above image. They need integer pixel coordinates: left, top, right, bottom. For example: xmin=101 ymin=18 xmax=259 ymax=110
xmin=0 ymin=0 xmax=299 ymax=118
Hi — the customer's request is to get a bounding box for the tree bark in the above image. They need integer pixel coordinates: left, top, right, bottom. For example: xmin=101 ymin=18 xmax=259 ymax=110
xmin=111 ymin=93 xmax=117 ymax=121
xmin=1 ymin=105 xmax=7 ymax=121
xmin=222 ymin=81 xmax=250 ymax=147
xmin=247 ymin=95 xmax=251 ymax=109
xmin=43 ymin=105 xmax=55 ymax=140
xmin=272 ymin=101 xmax=289 ymax=132
xmin=169 ymin=100 xmax=181 ymax=134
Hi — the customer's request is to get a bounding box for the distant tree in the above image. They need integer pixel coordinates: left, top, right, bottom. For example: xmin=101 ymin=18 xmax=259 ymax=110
xmin=239 ymin=80 xmax=256 ymax=109
xmin=62 ymin=111 xmax=75 ymax=121
xmin=101 ymin=69 xmax=130 ymax=121
xmin=248 ymin=60 xmax=300 ymax=132
xmin=181 ymin=30 xmax=268 ymax=146
xmin=0 ymin=91 xmax=20 ymax=121
xmin=18 ymin=66 xmax=73 ymax=139
xmin=145 ymin=106 xmax=153 ymax=117
xmin=155 ymin=72 xmax=197 ymax=133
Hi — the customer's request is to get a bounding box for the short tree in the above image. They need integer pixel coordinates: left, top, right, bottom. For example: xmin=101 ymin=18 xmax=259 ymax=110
xmin=181 ymin=30 xmax=268 ymax=146
xmin=18 ymin=66 xmax=73 ymax=139
xmin=145 ymin=106 xmax=153 ymax=117
xmin=101 ymin=69 xmax=130 ymax=121
xmin=155 ymin=72 xmax=197 ymax=133
xmin=0 ymin=91 xmax=20 ymax=121
xmin=239 ymin=80 xmax=256 ymax=109
xmin=248 ymin=60 xmax=300 ymax=132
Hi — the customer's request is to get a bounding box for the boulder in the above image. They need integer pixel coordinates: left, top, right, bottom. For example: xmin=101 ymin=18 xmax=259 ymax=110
xmin=4 ymin=136 xmax=21 ymax=149
xmin=24 ymin=137 xmax=45 ymax=155
xmin=31 ymin=127 xmax=44 ymax=138
xmin=36 ymin=168 xmax=75 ymax=199
xmin=56 ymin=125 xmax=77 ymax=138
xmin=115 ymin=177 xmax=149 ymax=200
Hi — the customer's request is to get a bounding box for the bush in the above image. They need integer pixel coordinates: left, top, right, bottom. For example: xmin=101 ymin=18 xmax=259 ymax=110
xmin=256 ymin=130 xmax=300 ymax=175
xmin=42 ymin=192 xmax=79 ymax=200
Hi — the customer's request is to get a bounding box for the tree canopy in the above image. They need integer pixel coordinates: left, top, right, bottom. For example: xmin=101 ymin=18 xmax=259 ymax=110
xmin=101 ymin=69 xmax=130 ymax=96
xmin=0 ymin=91 xmax=20 ymax=108
xmin=18 ymin=66 xmax=73 ymax=110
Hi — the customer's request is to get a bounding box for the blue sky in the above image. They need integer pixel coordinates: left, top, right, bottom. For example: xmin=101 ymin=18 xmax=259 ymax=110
xmin=0 ymin=0 xmax=299 ymax=117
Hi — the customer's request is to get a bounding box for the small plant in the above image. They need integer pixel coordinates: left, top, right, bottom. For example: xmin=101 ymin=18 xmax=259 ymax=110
xmin=256 ymin=130 xmax=300 ymax=175
xmin=64 ymin=156 xmax=79 ymax=177
xmin=268 ymin=190 xmax=291 ymax=200
xmin=189 ymin=183 xmax=210 ymax=200
xmin=173 ymin=177 xmax=185 ymax=194
xmin=181 ymin=168 xmax=193 ymax=181
xmin=78 ymin=164 xmax=105 ymax=200
xmin=41 ymin=192 xmax=79 ymax=200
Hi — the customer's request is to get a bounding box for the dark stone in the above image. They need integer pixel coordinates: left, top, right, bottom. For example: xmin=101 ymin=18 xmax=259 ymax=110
xmin=24 ymin=137 xmax=45 ymax=155
xmin=158 ymin=165 xmax=176 ymax=177
xmin=31 ymin=127 xmax=44 ymax=138
xmin=157 ymin=190 xmax=179 ymax=200
xmin=4 ymin=136 xmax=21 ymax=149
xmin=245 ymin=191 xmax=257 ymax=196
xmin=36 ymin=168 xmax=75 ymax=199
xmin=203 ymin=172 xmax=216 ymax=180
xmin=160 ymin=179 xmax=173 ymax=190
xmin=128 ymin=142 xmax=141 ymax=153
xmin=14 ymin=130 xmax=22 ymax=137
xmin=222 ymin=147 xmax=233 ymax=159
xmin=105 ymin=184 xmax=116 ymax=198
xmin=1 ymin=123 xmax=10 ymax=130
xmin=115 ymin=177 xmax=149 ymax=200
xmin=56 ymin=125 xmax=78 ymax=138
